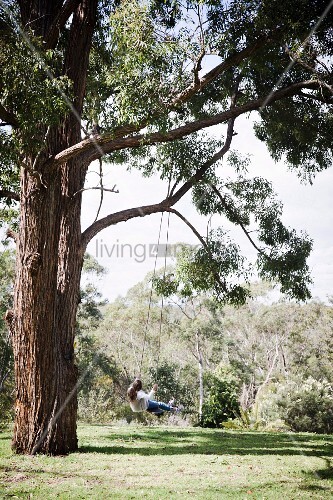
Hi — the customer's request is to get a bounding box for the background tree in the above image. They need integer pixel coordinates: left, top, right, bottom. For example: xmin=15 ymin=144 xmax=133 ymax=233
xmin=153 ymin=252 xmax=227 ymax=419
xmin=0 ymin=0 xmax=332 ymax=454
xmin=75 ymin=254 xmax=121 ymax=422
xmin=216 ymin=295 xmax=333 ymax=426
xmin=0 ymin=248 xmax=15 ymax=425
xmin=96 ymin=272 xmax=198 ymax=419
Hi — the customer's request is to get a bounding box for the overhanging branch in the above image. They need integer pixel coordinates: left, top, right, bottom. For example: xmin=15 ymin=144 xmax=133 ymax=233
xmin=81 ymin=200 xmax=171 ymax=249
xmin=74 ymin=35 xmax=269 ymax=149
xmin=166 ymin=208 xmax=207 ymax=250
xmin=50 ymin=80 xmax=320 ymax=168
xmin=81 ymin=116 xmax=236 ymax=249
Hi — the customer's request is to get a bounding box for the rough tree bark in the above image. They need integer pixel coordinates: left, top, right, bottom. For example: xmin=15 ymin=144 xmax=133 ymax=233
xmin=8 ymin=0 xmax=97 ymax=455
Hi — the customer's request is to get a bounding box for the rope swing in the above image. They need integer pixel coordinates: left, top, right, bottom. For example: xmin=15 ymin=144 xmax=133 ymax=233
xmin=137 ymin=210 xmax=171 ymax=379
xmin=138 ymin=177 xmax=172 ymax=379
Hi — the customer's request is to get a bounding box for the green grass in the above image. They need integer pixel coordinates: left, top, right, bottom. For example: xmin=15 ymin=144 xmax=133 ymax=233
xmin=0 ymin=424 xmax=332 ymax=499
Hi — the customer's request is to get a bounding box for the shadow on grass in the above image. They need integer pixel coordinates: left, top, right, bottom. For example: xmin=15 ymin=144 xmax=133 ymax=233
xmin=79 ymin=429 xmax=333 ymax=459
xmin=299 ymin=484 xmax=331 ymax=492
xmin=307 ymin=457 xmax=333 ymax=481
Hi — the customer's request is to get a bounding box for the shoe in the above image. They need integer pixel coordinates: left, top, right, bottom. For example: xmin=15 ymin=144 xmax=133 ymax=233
xmin=171 ymin=405 xmax=183 ymax=414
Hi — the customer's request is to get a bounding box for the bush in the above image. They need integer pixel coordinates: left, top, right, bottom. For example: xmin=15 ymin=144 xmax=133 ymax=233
xmin=78 ymin=375 xmax=117 ymax=423
xmin=277 ymin=377 xmax=333 ymax=434
xmin=0 ymin=333 xmax=14 ymax=425
xmin=148 ymin=361 xmax=196 ymax=413
xmin=200 ymin=371 xmax=240 ymax=428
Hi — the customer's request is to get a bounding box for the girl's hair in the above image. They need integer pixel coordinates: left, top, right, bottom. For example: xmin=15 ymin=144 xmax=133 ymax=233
xmin=127 ymin=378 xmax=142 ymax=401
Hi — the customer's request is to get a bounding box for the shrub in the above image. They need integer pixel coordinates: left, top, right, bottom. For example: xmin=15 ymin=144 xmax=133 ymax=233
xmin=277 ymin=377 xmax=333 ymax=434
xmin=0 ymin=333 xmax=14 ymax=426
xmin=200 ymin=371 xmax=240 ymax=428
xmin=148 ymin=361 xmax=196 ymax=413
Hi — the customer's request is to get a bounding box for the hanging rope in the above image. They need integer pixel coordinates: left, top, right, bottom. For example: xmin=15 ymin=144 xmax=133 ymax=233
xmin=156 ymin=210 xmax=171 ymax=379
xmin=138 ymin=174 xmax=172 ymax=378
xmin=138 ymin=210 xmax=165 ymax=376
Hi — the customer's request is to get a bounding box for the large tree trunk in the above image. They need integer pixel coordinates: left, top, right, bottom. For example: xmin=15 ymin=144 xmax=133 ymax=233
xmin=10 ymin=134 xmax=86 ymax=454
xmin=6 ymin=0 xmax=97 ymax=454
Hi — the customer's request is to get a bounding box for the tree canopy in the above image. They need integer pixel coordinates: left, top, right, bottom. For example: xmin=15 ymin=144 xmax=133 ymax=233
xmin=1 ymin=1 xmax=332 ymax=304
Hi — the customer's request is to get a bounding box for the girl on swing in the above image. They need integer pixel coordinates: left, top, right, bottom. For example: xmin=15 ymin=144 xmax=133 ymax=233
xmin=127 ymin=378 xmax=179 ymax=416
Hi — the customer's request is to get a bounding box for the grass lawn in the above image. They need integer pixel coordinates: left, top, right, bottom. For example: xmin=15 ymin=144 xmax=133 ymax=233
xmin=0 ymin=424 xmax=332 ymax=499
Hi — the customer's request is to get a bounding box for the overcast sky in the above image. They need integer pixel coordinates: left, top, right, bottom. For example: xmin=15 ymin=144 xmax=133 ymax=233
xmin=82 ymin=114 xmax=333 ymax=304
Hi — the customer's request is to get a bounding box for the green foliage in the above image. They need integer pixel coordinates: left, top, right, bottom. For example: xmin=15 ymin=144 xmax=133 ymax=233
xmin=78 ymin=254 xmax=108 ymax=328
xmin=148 ymin=361 xmax=196 ymax=411
xmin=277 ymin=378 xmax=333 ymax=434
xmin=257 ymin=231 xmax=312 ymax=301
xmin=192 ymin=170 xmax=313 ymax=301
xmin=133 ymin=133 xmax=223 ymax=181
xmin=206 ymin=0 xmax=333 ymax=180
xmin=200 ymin=370 xmax=240 ymax=428
xmin=82 ymin=253 xmax=107 ymax=276
xmin=0 ymin=13 xmax=71 ymax=218
xmin=76 ymin=255 xmax=120 ymax=422
xmin=220 ymin=299 xmax=333 ymax=388
xmin=0 ymin=249 xmax=15 ymax=424
xmin=0 ymin=127 xmax=19 ymax=223
xmin=153 ymin=238 xmax=251 ymax=305
xmin=0 ymin=28 xmax=71 ymax=151
xmin=255 ymin=100 xmax=333 ymax=180
xmin=109 ymin=0 xmax=186 ymax=126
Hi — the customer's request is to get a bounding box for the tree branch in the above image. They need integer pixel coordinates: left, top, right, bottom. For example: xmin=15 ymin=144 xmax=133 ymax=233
xmin=297 ymin=90 xmax=332 ymax=104
xmin=72 ymin=185 xmax=119 ymax=197
xmin=81 ymin=116 xmax=235 ymax=249
xmin=167 ymin=298 xmax=194 ymax=320
xmin=80 ymin=35 xmax=269 ymax=147
xmin=168 ymin=116 xmax=236 ymax=203
xmin=45 ymin=0 xmax=82 ymax=50
xmin=168 ymin=208 xmax=208 ymax=250
xmin=0 ymin=190 xmax=20 ymax=202
xmin=170 ymin=35 xmax=267 ymax=107
xmin=167 ymin=208 xmax=228 ymax=295
xmin=207 ymin=182 xmax=266 ymax=256
xmin=94 ymin=159 xmax=104 ymax=222
xmin=286 ymin=47 xmax=333 ymax=96
xmin=81 ymin=200 xmax=171 ymax=249
xmin=49 ymin=80 xmax=320 ymax=168
xmin=0 ymin=103 xmax=18 ymax=128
